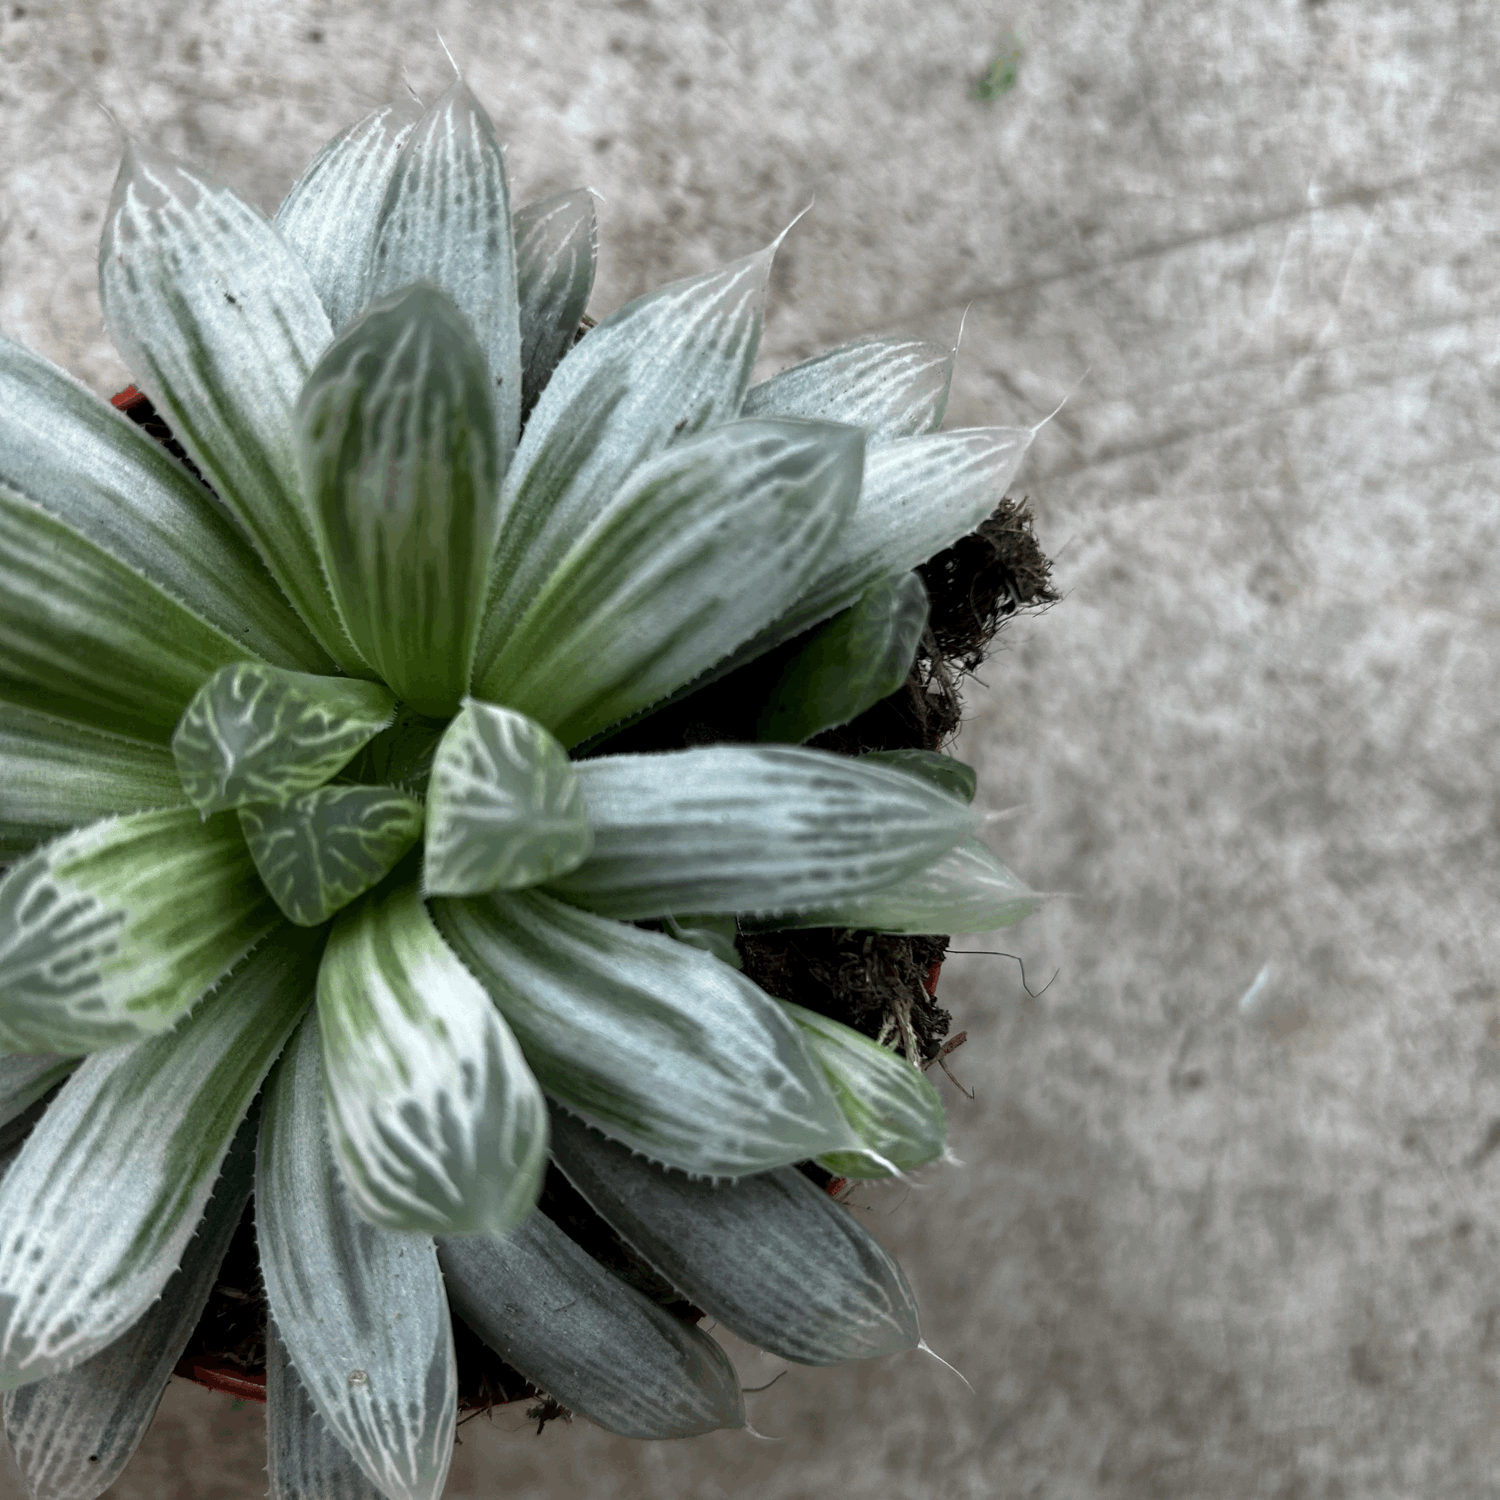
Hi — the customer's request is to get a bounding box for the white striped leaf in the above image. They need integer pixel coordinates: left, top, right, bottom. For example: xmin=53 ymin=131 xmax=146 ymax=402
xmin=172 ymin=662 xmax=397 ymax=815
xmin=259 ymin=1014 xmax=455 ymax=1500
xmin=0 ymin=929 xmax=320 ymax=1391
xmin=2 ymin=1107 xmax=258 ymax=1500
xmin=317 ymin=882 xmax=548 ymax=1235
xmin=0 ymin=707 xmax=185 ymax=859
xmin=742 ymin=335 xmax=951 ymax=440
xmin=477 ymin=418 xmax=863 ymax=747
xmin=0 ymin=807 xmax=280 ymax=1053
xmin=546 ymin=744 xmax=973 ymax=920
xmin=475 ymin=240 xmax=775 ymax=670
xmin=0 ymin=1055 xmax=77 ymax=1131
xmin=514 ymin=189 xmax=597 ymax=419
xmin=0 ymin=334 xmax=332 ymax=673
xmin=239 ymin=786 xmax=424 ymax=928
xmin=860 ymin=748 xmax=976 ymax=804
xmin=0 ymin=481 xmax=269 ymax=745
xmin=98 ymin=140 xmax=357 ymax=669
xmin=757 ymin=571 xmax=929 ymax=744
xmin=779 ymin=1003 xmax=946 ymax=1179
xmin=276 ymin=101 xmax=422 ymax=332
xmin=437 ymin=1212 xmax=744 ymax=1439
xmin=432 ymin=887 xmax=857 ymax=1176
xmin=366 ymin=81 xmax=522 ymax=467
xmin=547 ymin=1106 xmax=921 ymax=1364
xmin=423 ymin=702 xmax=591 ymax=897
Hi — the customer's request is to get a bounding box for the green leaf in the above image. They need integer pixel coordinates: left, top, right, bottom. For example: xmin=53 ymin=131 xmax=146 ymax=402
xmin=259 ymin=1015 xmax=455 ymax=1500
xmin=275 ymin=101 xmax=422 ymax=332
xmin=547 ymin=1106 xmax=921 ymax=1364
xmin=239 ymin=786 xmax=424 ymax=928
xmin=297 ymin=284 xmax=502 ymax=715
xmin=367 ymin=81 xmax=522 ymax=467
xmin=0 ymin=481 xmax=275 ymax=745
xmin=438 ymin=1212 xmax=744 ymax=1439
xmin=0 ymin=707 xmax=186 ymax=860
xmin=432 ymin=887 xmax=856 ymax=1176
xmin=477 ymin=418 xmax=864 ymax=746
xmin=476 ymin=239 xmax=776 ymax=670
xmin=742 ymin=335 xmax=952 ymax=440
xmin=513 ymin=189 xmax=597 ymax=419
xmin=99 ymin=139 xmax=359 ymax=670
xmin=661 ymin=913 xmax=742 ymax=970
xmin=172 ymin=662 xmax=397 ymax=815
xmin=423 ymin=701 xmax=591 ymax=897
xmin=547 ymin=744 xmax=973 ymax=920
xmin=0 ymin=929 xmax=321 ymax=1391
xmin=780 ymin=1002 xmax=947 ymax=1179
xmin=0 ymin=808 xmax=281 ymax=1053
xmin=757 ymin=571 xmax=929 ymax=744
xmin=0 ymin=1055 xmax=77 ymax=1133
xmin=0 ymin=334 xmax=333 ymax=674
xmin=2 ymin=1106 xmax=257 ymax=1500
xmin=317 ymin=883 xmax=548 ymax=1235
xmin=859 ymin=748 xmax=977 ymax=804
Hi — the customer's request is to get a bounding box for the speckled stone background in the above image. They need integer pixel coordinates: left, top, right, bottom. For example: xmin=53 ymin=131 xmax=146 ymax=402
xmin=2 ymin=2 xmax=1497 ymax=1497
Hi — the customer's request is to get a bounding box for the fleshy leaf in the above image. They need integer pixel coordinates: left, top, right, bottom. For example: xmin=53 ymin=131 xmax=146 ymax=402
xmin=548 ymin=1106 xmax=921 ymax=1364
xmin=477 ymin=418 xmax=863 ymax=746
xmin=259 ymin=1014 xmax=455 ymax=1500
xmin=432 ymin=887 xmax=856 ymax=1176
xmin=423 ymin=701 xmax=591 ymax=897
xmin=742 ymin=334 xmax=952 ymax=440
xmin=0 ymin=1055 xmax=77 ymax=1132
xmin=513 ymin=189 xmax=597 ymax=418
xmin=367 ymin=81 xmax=522 ymax=465
xmin=2 ymin=1108 xmax=258 ymax=1500
xmin=317 ymin=883 xmax=548 ymax=1235
xmin=757 ymin=571 xmax=930 ymax=744
xmin=276 ymin=101 xmax=423 ymax=332
xmin=0 ymin=707 xmax=185 ymax=860
xmin=860 ymin=748 xmax=977 ymax=804
xmin=661 ymin=913 xmax=742 ymax=970
xmin=172 ymin=662 xmax=397 ymax=815
xmin=99 ymin=140 xmax=358 ymax=669
xmin=297 ymin=284 xmax=501 ymax=715
xmin=239 ymin=786 xmax=424 ymax=928
xmin=438 ymin=1212 xmax=744 ymax=1439
xmin=0 ymin=807 xmax=280 ymax=1053
xmin=0 ymin=334 xmax=332 ymax=673
xmin=0 ymin=481 xmax=273 ymax=745
xmin=547 ymin=744 xmax=973 ymax=920
xmin=0 ymin=930 xmax=320 ymax=1390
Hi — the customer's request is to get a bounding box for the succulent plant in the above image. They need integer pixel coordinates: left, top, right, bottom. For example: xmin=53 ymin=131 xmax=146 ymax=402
xmin=0 ymin=76 xmax=1039 ymax=1500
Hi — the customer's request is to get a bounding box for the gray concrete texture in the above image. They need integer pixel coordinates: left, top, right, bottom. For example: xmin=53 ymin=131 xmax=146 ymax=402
xmin=0 ymin=0 xmax=1494 ymax=1495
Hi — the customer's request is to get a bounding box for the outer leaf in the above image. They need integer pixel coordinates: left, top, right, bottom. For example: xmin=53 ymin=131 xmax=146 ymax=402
xmin=276 ymin=101 xmax=422 ymax=332
xmin=513 ymin=189 xmax=597 ymax=418
xmin=367 ymin=81 xmax=522 ymax=465
xmin=317 ymin=883 xmax=548 ymax=1235
xmin=432 ymin=887 xmax=857 ymax=1176
xmin=860 ymin=748 xmax=977 ymax=804
xmin=0 ymin=481 xmax=271 ymax=745
xmin=99 ymin=141 xmax=357 ymax=669
xmin=0 ymin=708 xmax=185 ymax=860
xmin=240 ymin=786 xmax=424 ymax=928
xmin=547 ymin=1106 xmax=920 ymax=1364
xmin=0 ymin=808 xmax=280 ymax=1053
xmin=259 ymin=1014 xmax=455 ymax=1500
xmin=0 ymin=930 xmax=321 ymax=1390
xmin=477 ymin=419 xmax=864 ymax=746
xmin=741 ymin=335 xmax=952 ymax=440
xmin=438 ymin=1213 xmax=744 ymax=1439
xmin=423 ymin=701 xmax=591 ymax=897
xmin=547 ymin=744 xmax=974 ymax=920
xmin=757 ymin=571 xmax=929 ymax=744
xmin=297 ymin=285 xmax=501 ymax=715
xmin=476 ymin=239 xmax=775 ymax=668
xmin=2 ymin=1108 xmax=258 ymax=1500
xmin=0 ymin=334 xmax=332 ymax=673
xmin=172 ymin=662 xmax=397 ymax=815
xmin=0 ymin=1055 xmax=77 ymax=1132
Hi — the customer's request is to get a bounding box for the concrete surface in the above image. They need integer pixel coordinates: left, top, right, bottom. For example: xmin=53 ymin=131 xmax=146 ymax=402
xmin=2 ymin=2 xmax=1497 ymax=1496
